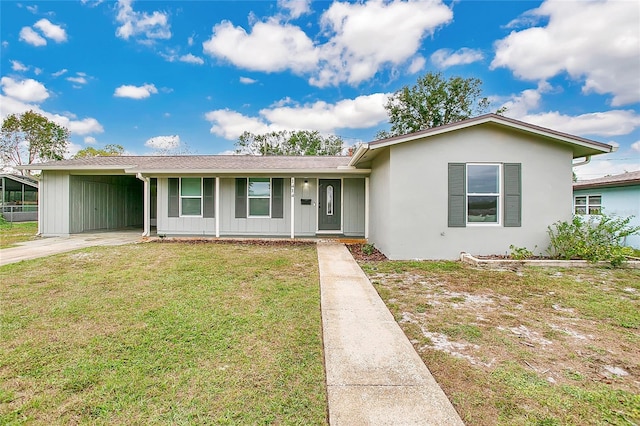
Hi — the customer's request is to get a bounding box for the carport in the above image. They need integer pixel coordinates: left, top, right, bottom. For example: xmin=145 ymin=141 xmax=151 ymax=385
xmin=69 ymin=175 xmax=144 ymax=233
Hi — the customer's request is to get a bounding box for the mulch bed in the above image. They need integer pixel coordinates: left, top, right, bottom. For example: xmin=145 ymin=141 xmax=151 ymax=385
xmin=346 ymin=243 xmax=387 ymax=261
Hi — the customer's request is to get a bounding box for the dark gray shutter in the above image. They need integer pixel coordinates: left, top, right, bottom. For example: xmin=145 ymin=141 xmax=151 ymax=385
xmin=503 ymin=163 xmax=521 ymax=227
xmin=271 ymin=178 xmax=284 ymax=219
xmin=448 ymin=163 xmax=466 ymax=227
xmin=203 ymin=178 xmax=215 ymax=218
xmin=235 ymin=178 xmax=247 ymax=218
xmin=168 ymin=178 xmax=179 ymax=217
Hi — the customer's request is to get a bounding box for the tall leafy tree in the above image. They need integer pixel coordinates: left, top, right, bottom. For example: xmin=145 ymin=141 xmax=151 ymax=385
xmin=74 ymin=144 xmax=125 ymax=158
xmin=1 ymin=110 xmax=70 ymax=175
xmin=377 ymin=72 xmax=499 ymax=139
xmin=235 ymin=130 xmax=344 ymax=156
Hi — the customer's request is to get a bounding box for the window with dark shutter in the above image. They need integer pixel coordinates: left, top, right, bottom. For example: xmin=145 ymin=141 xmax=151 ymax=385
xmin=271 ymin=178 xmax=284 ymax=219
xmin=235 ymin=178 xmax=247 ymax=218
xmin=168 ymin=178 xmax=179 ymax=218
xmin=448 ymin=163 xmax=466 ymax=227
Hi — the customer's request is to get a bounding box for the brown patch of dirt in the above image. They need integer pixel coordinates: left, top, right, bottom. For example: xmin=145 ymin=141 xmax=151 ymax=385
xmin=346 ymin=243 xmax=387 ymax=261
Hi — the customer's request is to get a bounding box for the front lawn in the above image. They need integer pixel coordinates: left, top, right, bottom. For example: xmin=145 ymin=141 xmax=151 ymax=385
xmin=361 ymin=260 xmax=640 ymax=425
xmin=0 ymin=242 xmax=327 ymax=424
xmin=0 ymin=221 xmax=38 ymax=249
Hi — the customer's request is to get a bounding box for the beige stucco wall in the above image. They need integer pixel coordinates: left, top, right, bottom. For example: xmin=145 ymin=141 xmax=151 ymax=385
xmin=370 ymin=124 xmax=574 ymax=259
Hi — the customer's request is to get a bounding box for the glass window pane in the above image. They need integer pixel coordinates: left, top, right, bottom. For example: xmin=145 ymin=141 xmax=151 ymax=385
xmin=182 ymin=198 xmax=201 ymax=215
xmin=181 ymin=178 xmax=201 ymax=196
xmin=588 ymin=206 xmax=601 ymax=214
xmin=327 ymin=185 xmax=334 ymax=216
xmin=588 ymin=196 xmax=601 ymax=205
xmin=574 ymin=196 xmax=586 ymax=206
xmin=575 ymin=206 xmax=587 ymax=215
xmin=249 ymin=198 xmax=269 ymax=216
xmin=249 ymin=178 xmax=270 ymax=197
xmin=468 ymin=196 xmax=498 ymax=223
xmin=468 ymin=165 xmax=499 ymax=193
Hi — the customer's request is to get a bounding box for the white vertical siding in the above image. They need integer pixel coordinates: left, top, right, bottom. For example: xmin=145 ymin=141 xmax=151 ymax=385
xmin=157 ymin=177 xmax=216 ymax=235
xmin=41 ymin=171 xmax=70 ymax=236
xmin=343 ymin=178 xmax=366 ymax=236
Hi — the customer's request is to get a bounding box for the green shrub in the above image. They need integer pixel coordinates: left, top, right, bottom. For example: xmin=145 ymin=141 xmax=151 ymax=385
xmin=361 ymin=243 xmax=375 ymax=256
xmin=547 ymin=214 xmax=640 ymax=267
xmin=509 ymin=244 xmax=535 ymax=260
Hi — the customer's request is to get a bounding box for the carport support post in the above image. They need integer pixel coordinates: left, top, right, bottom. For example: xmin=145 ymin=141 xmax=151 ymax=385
xmin=365 ymin=177 xmax=370 ymax=239
xmin=215 ymin=177 xmax=220 ymax=238
xmin=290 ymin=177 xmax=295 ymax=239
xmin=136 ymin=173 xmax=150 ymax=237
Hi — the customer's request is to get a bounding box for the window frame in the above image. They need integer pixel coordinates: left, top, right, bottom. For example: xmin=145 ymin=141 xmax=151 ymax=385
xmin=466 ymin=163 xmax=502 ymax=226
xmin=247 ymin=177 xmax=272 ymax=218
xmin=179 ymin=177 xmax=203 ymax=217
xmin=574 ymin=195 xmax=601 ymax=215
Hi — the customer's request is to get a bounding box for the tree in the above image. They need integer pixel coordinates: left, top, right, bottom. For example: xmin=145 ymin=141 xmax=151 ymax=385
xmin=74 ymin=144 xmax=125 ymax=158
xmin=1 ymin=110 xmax=70 ymax=175
xmin=377 ymin=72 xmax=495 ymax=139
xmin=235 ymin=130 xmax=344 ymax=156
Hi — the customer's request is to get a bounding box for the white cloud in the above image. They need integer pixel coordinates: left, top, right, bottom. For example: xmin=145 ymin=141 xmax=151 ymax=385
xmin=203 ymin=1 xmax=453 ymax=87
xmin=574 ymin=159 xmax=640 ymax=181
xmin=278 ymin=0 xmax=311 ymax=19
xmin=0 ymin=77 xmax=49 ymax=102
xmin=145 ymin=135 xmax=181 ymax=150
xmin=114 ymin=83 xmax=158 ymax=99
xmin=430 ymin=47 xmax=484 ymax=68
xmin=408 ymin=56 xmax=426 ymax=74
xmin=67 ymin=76 xmax=88 ymax=85
xmin=115 ymin=0 xmax=171 ymax=41
xmin=19 ymin=26 xmax=47 ymax=46
xmin=239 ymin=77 xmax=257 ymax=85
xmin=517 ymin=110 xmax=640 ymax=138
xmin=631 ymin=141 xmax=640 ymax=153
xmin=187 ymin=35 xmax=194 ymax=46
xmin=26 ymin=5 xmax=38 ymax=13
xmin=312 ymin=0 xmax=453 ymax=86
xmin=52 ymin=69 xmax=68 ymax=77
xmin=84 ymin=136 xmax=97 ymax=144
xmin=0 ymin=95 xmax=104 ymax=136
xmin=34 ymin=68 xmax=42 ymax=75
xmin=205 ymin=93 xmax=390 ymax=140
xmin=11 ymin=60 xmax=29 ymax=72
xmin=33 ymin=19 xmax=68 ymax=43
xmin=491 ymin=0 xmax=640 ymax=106
xmin=179 ymin=53 xmax=204 ymax=65
xmin=496 ymin=81 xmax=553 ymax=118
xmin=203 ymin=20 xmax=318 ymax=74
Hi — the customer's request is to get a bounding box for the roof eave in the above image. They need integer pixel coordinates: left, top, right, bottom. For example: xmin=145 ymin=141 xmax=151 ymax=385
xmin=128 ymin=167 xmax=371 ymax=175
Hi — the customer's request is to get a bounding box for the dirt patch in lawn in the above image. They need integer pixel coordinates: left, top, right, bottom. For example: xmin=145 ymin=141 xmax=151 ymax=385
xmin=360 ymin=260 xmax=640 ymax=425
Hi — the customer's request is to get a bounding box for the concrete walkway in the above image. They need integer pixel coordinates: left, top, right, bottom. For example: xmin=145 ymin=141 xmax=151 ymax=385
xmin=0 ymin=231 xmax=142 ymax=266
xmin=318 ymin=242 xmax=464 ymax=425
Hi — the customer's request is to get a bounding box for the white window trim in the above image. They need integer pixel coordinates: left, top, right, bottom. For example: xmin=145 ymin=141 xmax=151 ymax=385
xmin=179 ymin=177 xmax=203 ymax=217
xmin=247 ymin=177 xmax=271 ymax=218
xmin=466 ymin=163 xmax=502 ymax=226
xmin=574 ymin=195 xmax=601 ymax=215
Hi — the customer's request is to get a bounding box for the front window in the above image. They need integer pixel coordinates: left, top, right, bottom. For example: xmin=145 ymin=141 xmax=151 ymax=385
xmin=574 ymin=195 xmax=601 ymax=215
xmin=248 ymin=178 xmax=271 ymax=217
xmin=467 ymin=164 xmax=500 ymax=224
xmin=181 ymin=178 xmax=202 ymax=216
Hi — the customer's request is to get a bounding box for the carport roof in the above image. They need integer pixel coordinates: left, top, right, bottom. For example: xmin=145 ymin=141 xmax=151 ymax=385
xmin=18 ymin=155 xmax=366 ymax=174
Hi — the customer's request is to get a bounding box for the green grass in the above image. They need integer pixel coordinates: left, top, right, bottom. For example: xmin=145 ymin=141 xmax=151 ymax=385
xmin=362 ymin=260 xmax=640 ymax=426
xmin=0 ymin=221 xmax=38 ymax=248
xmin=0 ymin=242 xmax=327 ymax=424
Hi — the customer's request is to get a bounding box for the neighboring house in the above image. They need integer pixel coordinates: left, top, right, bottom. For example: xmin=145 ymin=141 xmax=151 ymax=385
xmin=0 ymin=174 xmax=39 ymax=222
xmin=21 ymin=114 xmax=614 ymax=259
xmin=573 ymin=170 xmax=640 ymax=249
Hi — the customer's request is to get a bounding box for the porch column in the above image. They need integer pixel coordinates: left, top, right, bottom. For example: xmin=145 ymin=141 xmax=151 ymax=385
xmin=215 ymin=177 xmax=220 ymax=238
xmin=290 ymin=177 xmax=295 ymax=239
xmin=36 ymin=177 xmax=41 ymax=235
xmin=365 ymin=177 xmax=370 ymax=239
xmin=136 ymin=173 xmax=150 ymax=237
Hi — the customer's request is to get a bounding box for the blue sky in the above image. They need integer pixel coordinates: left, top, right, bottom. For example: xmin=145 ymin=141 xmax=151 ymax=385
xmin=1 ymin=0 xmax=638 ymax=179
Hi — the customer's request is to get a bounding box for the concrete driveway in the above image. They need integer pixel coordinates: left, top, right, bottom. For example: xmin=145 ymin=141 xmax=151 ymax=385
xmin=0 ymin=231 xmax=142 ymax=266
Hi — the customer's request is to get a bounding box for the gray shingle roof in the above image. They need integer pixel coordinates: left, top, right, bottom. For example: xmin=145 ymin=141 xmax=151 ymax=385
xmin=574 ymin=170 xmax=640 ymax=189
xmin=24 ymin=155 xmax=354 ymax=172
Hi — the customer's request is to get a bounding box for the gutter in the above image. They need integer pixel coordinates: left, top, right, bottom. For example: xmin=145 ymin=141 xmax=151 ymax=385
xmin=572 ymin=156 xmax=591 ymax=167
xmin=347 ymin=144 xmax=370 ymax=167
